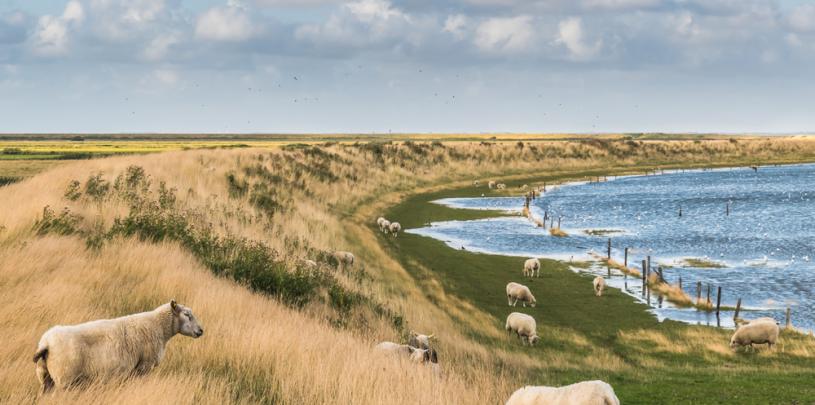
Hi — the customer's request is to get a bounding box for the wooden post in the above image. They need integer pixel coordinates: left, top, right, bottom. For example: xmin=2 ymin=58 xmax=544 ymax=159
xmin=647 ymin=256 xmax=651 ymax=276
xmin=678 ymin=207 xmax=682 ymax=217
xmin=726 ymin=202 xmax=730 ymax=216
xmin=607 ymin=238 xmax=612 ymax=259
xmin=641 ymin=260 xmax=647 ymax=297
xmin=543 ymin=182 xmax=546 ymax=192
xmin=696 ymin=281 xmax=702 ymax=305
xmin=716 ymin=286 xmax=722 ymax=316
xmin=624 ymin=247 xmax=629 ymax=267
xmin=550 ymin=217 xmax=554 ymax=228
xmin=706 ymin=284 xmax=711 ymax=306
xmin=557 ymin=216 xmax=562 ymax=228
xmin=786 ymin=307 xmax=791 ymax=330
xmin=733 ymin=298 xmax=742 ymax=321
xmin=678 ymin=276 xmax=682 ymax=291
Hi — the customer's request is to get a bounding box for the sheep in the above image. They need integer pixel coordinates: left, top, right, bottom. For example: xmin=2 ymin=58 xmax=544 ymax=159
xmin=474 ymin=180 xmax=481 ymax=187
xmin=408 ymin=331 xmax=435 ymax=350
xmin=497 ymin=183 xmax=507 ymax=190
xmin=332 ymin=251 xmax=355 ymax=270
xmin=730 ymin=318 xmax=780 ymax=351
xmin=374 ymin=342 xmax=437 ymax=365
xmin=380 ymin=219 xmax=392 ymax=234
xmin=505 ymin=312 xmax=539 ymax=346
xmin=376 ymin=216 xmax=386 ymax=228
xmin=505 ymin=380 xmax=620 ymax=405
xmin=593 ymin=276 xmax=606 ymax=297
xmin=523 ymin=258 xmax=540 ymax=278
xmin=506 ymin=282 xmax=537 ymax=307
xmin=488 ymin=181 xmax=496 ymax=189
xmin=389 ymin=222 xmax=402 ymax=237
xmin=33 ymin=300 xmax=203 ymax=393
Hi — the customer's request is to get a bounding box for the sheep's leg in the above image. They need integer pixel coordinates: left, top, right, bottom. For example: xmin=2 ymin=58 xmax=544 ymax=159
xmin=507 ymin=295 xmax=512 ymax=306
xmin=512 ymin=298 xmax=518 ymax=307
xmin=36 ymin=361 xmax=54 ymax=395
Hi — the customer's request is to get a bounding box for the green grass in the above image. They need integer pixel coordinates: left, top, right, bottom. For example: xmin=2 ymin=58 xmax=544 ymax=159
xmin=382 ymin=172 xmax=815 ymax=404
xmin=680 ymin=258 xmax=728 ymax=269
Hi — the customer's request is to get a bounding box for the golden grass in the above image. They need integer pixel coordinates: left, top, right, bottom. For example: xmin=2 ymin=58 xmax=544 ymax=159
xmin=549 ymin=228 xmax=568 ymax=237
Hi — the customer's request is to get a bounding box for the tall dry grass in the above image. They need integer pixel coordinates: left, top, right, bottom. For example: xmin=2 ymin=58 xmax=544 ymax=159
xmin=3 ymin=137 xmax=815 ymax=403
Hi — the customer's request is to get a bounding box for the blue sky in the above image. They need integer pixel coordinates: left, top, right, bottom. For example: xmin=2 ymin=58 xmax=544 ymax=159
xmin=1 ymin=0 xmax=815 ymax=134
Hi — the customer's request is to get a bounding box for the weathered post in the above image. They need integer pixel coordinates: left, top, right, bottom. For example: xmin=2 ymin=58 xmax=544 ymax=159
xmin=706 ymin=284 xmax=711 ymax=307
xmin=550 ymin=217 xmax=554 ymax=228
xmin=558 ymin=216 xmax=562 ymax=228
xmin=786 ymin=307 xmax=792 ymax=330
xmin=726 ymin=201 xmax=730 ymax=216
xmin=641 ymin=260 xmax=647 ymax=297
xmin=733 ymin=298 xmax=742 ymax=322
xmin=543 ymin=182 xmax=547 ymax=192
xmin=678 ymin=276 xmax=682 ymax=291
xmin=624 ymin=247 xmax=629 ymax=267
xmin=678 ymin=206 xmax=683 ymax=217
xmin=716 ymin=286 xmax=722 ymax=316
xmin=607 ymin=238 xmax=612 ymax=260
xmin=696 ymin=281 xmax=702 ymax=305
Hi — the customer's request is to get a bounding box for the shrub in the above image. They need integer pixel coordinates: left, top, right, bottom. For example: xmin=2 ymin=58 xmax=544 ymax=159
xmin=64 ymin=180 xmax=82 ymax=201
xmin=84 ymin=173 xmax=110 ymax=201
xmin=34 ymin=206 xmax=81 ymax=236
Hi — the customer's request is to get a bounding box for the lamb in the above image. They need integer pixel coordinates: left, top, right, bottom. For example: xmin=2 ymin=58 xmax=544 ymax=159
xmin=33 ymin=300 xmax=203 ymax=393
xmin=730 ymin=318 xmax=780 ymax=351
xmin=523 ymin=258 xmax=540 ymax=278
xmin=489 ymin=181 xmax=496 ymax=189
xmin=380 ymin=219 xmax=392 ymax=234
xmin=505 ymin=312 xmax=540 ymax=346
xmin=506 ymin=282 xmax=537 ymax=307
xmin=505 ymin=380 xmax=620 ymax=405
xmin=376 ymin=216 xmax=386 ymax=228
xmin=593 ymin=276 xmax=606 ymax=297
xmin=332 ymin=251 xmax=355 ymax=270
xmin=374 ymin=342 xmax=437 ymax=364
xmin=497 ymin=183 xmax=507 ymax=190
xmin=389 ymin=222 xmax=402 ymax=237
xmin=408 ymin=331 xmax=435 ymax=350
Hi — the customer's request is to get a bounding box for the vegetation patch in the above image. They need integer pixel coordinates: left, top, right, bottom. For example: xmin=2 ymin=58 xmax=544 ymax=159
xmin=679 ymin=258 xmax=727 ymax=268
xmin=583 ymin=229 xmax=623 ymax=236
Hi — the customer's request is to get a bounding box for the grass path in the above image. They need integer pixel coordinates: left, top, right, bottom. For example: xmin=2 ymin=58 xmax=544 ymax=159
xmin=381 ymin=170 xmax=815 ymax=404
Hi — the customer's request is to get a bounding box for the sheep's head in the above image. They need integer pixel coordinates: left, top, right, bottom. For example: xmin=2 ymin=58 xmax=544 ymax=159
xmin=529 ymin=335 xmax=540 ymax=345
xmin=729 ymin=333 xmax=739 ymax=350
xmin=530 ymin=296 xmax=537 ymax=307
xmin=407 ymin=347 xmax=430 ymax=363
xmin=171 ymin=300 xmax=204 ymax=338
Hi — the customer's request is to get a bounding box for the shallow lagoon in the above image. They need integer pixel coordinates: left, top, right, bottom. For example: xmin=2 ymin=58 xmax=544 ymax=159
xmin=408 ymin=164 xmax=815 ymax=331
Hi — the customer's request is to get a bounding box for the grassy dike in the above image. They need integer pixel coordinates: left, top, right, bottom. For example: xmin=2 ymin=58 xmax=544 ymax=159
xmin=380 ymin=169 xmax=815 ymax=404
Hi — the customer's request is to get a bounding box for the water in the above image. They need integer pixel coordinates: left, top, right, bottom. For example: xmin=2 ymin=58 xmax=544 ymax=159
xmin=408 ymin=164 xmax=815 ymax=330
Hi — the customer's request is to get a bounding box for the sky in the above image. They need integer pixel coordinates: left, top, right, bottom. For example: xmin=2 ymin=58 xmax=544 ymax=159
xmin=1 ymin=0 xmax=815 ymax=134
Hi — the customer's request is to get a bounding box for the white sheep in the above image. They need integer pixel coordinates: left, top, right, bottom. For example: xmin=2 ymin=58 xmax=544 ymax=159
xmin=389 ymin=222 xmax=402 ymax=237
xmin=33 ymin=300 xmax=203 ymax=393
xmin=523 ymin=258 xmax=540 ymax=278
xmin=474 ymin=180 xmax=481 ymax=187
xmin=376 ymin=216 xmax=386 ymax=228
xmin=593 ymin=276 xmax=606 ymax=297
xmin=505 ymin=312 xmax=539 ymax=346
xmin=408 ymin=331 xmax=435 ymax=350
xmin=332 ymin=251 xmax=355 ymax=270
xmin=380 ymin=219 xmax=392 ymax=234
xmin=730 ymin=318 xmax=780 ymax=351
xmin=505 ymin=380 xmax=620 ymax=405
xmin=488 ymin=181 xmax=496 ymax=189
xmin=506 ymin=282 xmax=537 ymax=307
xmin=374 ymin=341 xmax=435 ymax=364
xmin=497 ymin=183 xmax=507 ymax=190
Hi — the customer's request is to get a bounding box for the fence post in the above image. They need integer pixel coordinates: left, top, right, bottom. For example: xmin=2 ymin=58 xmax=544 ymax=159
xmin=641 ymin=260 xmax=647 ymax=297
xmin=716 ymin=286 xmax=722 ymax=316
xmin=786 ymin=307 xmax=792 ymax=330
xmin=624 ymin=247 xmax=629 ymax=267
xmin=733 ymin=298 xmax=742 ymax=322
xmin=706 ymin=284 xmax=711 ymax=307
xmin=607 ymin=238 xmax=611 ymax=260
xmin=696 ymin=281 xmax=702 ymax=305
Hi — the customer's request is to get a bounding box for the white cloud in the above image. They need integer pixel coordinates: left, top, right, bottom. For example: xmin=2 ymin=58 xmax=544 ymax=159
xmin=295 ymin=0 xmax=415 ymax=47
xmin=32 ymin=0 xmax=84 ymax=55
xmin=474 ymin=16 xmax=534 ymax=53
xmin=556 ymin=17 xmax=601 ymax=60
xmin=196 ymin=5 xmax=255 ymax=41
xmin=153 ymin=68 xmax=178 ymax=85
xmin=443 ymin=14 xmax=468 ymax=40
xmin=789 ymin=4 xmax=815 ymax=32
xmin=142 ymin=32 xmax=181 ymax=60
xmin=582 ymin=0 xmax=659 ymax=10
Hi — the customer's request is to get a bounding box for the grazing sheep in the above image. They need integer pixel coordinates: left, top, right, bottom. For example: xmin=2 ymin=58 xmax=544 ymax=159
xmin=332 ymin=251 xmax=355 ymax=270
xmin=497 ymin=183 xmax=507 ymax=190
xmin=506 ymin=282 xmax=537 ymax=307
xmin=505 ymin=312 xmax=539 ymax=346
xmin=376 ymin=217 xmax=386 ymax=228
xmin=374 ymin=342 xmax=436 ymax=364
xmin=380 ymin=219 xmax=391 ymax=234
xmin=523 ymin=258 xmax=540 ymax=278
xmin=33 ymin=300 xmax=203 ymax=393
xmin=730 ymin=319 xmax=780 ymax=351
xmin=593 ymin=276 xmax=606 ymax=297
xmin=745 ymin=317 xmax=778 ymax=325
xmin=489 ymin=181 xmax=496 ymax=189
xmin=389 ymin=222 xmax=402 ymax=237
xmin=408 ymin=331 xmax=435 ymax=350
xmin=474 ymin=180 xmax=481 ymax=187
xmin=506 ymin=380 xmax=620 ymax=405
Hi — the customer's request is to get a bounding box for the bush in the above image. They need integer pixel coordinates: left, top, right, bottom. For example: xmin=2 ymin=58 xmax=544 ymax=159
xmin=64 ymin=180 xmax=82 ymax=201
xmin=84 ymin=173 xmax=110 ymax=201
xmin=34 ymin=206 xmax=81 ymax=236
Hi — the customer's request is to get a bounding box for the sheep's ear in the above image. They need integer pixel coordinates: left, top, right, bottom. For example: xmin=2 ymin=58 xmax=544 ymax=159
xmin=407 ymin=346 xmax=415 ymax=353
xmin=170 ymin=299 xmax=179 ymax=314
